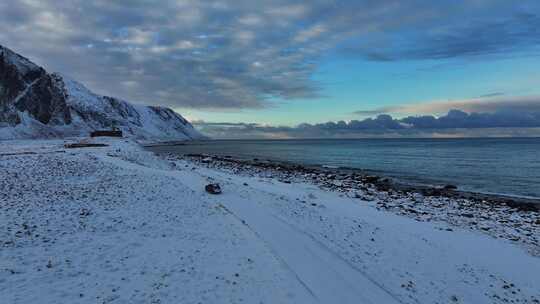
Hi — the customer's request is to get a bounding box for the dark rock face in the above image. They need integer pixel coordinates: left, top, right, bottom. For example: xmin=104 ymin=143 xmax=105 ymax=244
xmin=0 ymin=47 xmax=42 ymax=104
xmin=14 ymin=74 xmax=71 ymax=125
xmin=0 ymin=48 xmax=36 ymax=125
xmin=0 ymin=46 xmax=71 ymax=126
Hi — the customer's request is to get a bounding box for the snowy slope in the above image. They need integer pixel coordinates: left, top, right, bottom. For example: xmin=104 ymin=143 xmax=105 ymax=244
xmin=1 ymin=139 xmax=538 ymax=304
xmin=0 ymin=45 xmax=204 ymax=141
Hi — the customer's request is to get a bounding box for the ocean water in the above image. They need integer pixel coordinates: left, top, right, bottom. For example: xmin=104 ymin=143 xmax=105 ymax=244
xmin=149 ymin=138 xmax=540 ymax=199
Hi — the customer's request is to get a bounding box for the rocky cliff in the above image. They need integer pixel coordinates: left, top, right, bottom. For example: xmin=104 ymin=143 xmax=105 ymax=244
xmin=0 ymin=45 xmax=203 ymax=140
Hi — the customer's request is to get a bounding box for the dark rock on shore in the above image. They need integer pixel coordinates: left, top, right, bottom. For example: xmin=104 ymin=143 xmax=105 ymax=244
xmin=363 ymin=175 xmax=380 ymax=183
xmin=205 ymin=183 xmax=222 ymax=195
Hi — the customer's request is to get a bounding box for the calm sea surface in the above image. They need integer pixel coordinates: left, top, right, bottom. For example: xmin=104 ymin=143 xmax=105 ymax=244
xmin=149 ymin=138 xmax=540 ymax=199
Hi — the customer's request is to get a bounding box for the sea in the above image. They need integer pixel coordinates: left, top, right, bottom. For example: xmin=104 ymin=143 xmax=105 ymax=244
xmin=148 ymin=138 xmax=540 ymax=199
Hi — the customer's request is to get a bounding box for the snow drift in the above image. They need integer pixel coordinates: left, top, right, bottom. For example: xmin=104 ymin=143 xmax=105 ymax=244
xmin=0 ymin=45 xmax=203 ymax=140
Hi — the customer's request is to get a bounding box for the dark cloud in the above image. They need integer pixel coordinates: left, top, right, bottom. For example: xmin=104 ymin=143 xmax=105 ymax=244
xmin=352 ymin=96 xmax=540 ymax=117
xmin=345 ymin=11 xmax=540 ymax=61
xmin=196 ymin=109 xmax=540 ymax=139
xmin=401 ymin=109 xmax=540 ymax=129
xmin=478 ymin=92 xmax=505 ymax=98
xmin=1 ymin=1 xmax=539 ymax=109
xmin=353 ymin=107 xmax=395 ymax=116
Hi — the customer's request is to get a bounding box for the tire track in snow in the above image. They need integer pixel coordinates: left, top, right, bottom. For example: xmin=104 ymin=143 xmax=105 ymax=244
xmin=216 ymin=203 xmax=321 ymax=303
xmin=270 ymin=214 xmax=404 ymax=302
xmin=216 ymin=192 xmax=402 ymax=304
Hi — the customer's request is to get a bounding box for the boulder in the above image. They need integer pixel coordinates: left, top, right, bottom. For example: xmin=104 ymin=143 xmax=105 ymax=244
xmin=363 ymin=175 xmax=380 ymax=183
xmin=443 ymin=184 xmax=458 ymax=190
xmin=205 ymin=183 xmax=222 ymax=195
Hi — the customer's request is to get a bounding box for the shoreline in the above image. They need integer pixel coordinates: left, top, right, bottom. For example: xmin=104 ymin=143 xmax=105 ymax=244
xmin=2 ymin=138 xmax=540 ymax=303
xmin=151 ymin=151 xmax=540 ymax=212
xmin=155 ymin=150 xmax=540 ymax=256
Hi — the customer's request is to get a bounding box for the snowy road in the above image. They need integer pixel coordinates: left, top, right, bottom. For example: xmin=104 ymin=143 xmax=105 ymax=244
xmin=218 ymin=198 xmax=401 ymax=304
xmin=1 ymin=139 xmax=539 ymax=303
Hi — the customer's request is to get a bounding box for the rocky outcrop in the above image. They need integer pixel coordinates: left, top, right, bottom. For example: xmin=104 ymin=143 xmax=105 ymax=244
xmin=0 ymin=45 xmax=204 ymax=140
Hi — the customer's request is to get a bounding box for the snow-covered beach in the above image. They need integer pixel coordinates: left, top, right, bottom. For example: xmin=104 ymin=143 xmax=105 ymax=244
xmin=1 ymin=138 xmax=539 ymax=304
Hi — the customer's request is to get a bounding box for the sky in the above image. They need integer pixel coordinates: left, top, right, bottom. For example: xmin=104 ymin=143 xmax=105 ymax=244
xmin=2 ymin=0 xmax=540 ymax=138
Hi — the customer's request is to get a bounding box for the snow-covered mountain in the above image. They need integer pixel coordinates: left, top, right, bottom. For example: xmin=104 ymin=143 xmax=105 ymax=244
xmin=0 ymin=45 xmax=204 ymax=140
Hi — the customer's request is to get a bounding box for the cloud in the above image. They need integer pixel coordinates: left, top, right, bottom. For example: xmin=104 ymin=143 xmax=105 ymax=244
xmin=344 ymin=11 xmax=540 ymax=61
xmin=401 ymin=109 xmax=540 ymax=129
xmin=1 ymin=1 xmax=540 ymax=110
xmin=478 ymin=92 xmax=505 ymax=98
xmin=195 ymin=108 xmax=540 ymax=139
xmin=353 ymin=107 xmax=398 ymax=116
xmin=353 ymin=95 xmax=540 ymax=116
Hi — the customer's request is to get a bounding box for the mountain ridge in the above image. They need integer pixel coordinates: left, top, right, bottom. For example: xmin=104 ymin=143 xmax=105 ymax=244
xmin=0 ymin=45 xmax=204 ymax=140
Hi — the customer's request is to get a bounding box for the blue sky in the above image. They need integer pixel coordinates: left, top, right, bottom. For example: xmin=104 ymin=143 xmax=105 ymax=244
xmin=2 ymin=1 xmax=540 ymax=137
xmin=183 ymin=54 xmax=540 ymax=125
